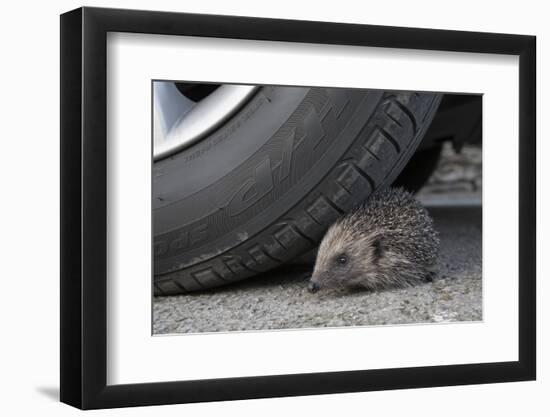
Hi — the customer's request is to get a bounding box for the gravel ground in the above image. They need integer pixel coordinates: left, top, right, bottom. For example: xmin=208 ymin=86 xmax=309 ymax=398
xmin=153 ymin=205 xmax=482 ymax=334
xmin=154 ymin=143 xmax=483 ymax=334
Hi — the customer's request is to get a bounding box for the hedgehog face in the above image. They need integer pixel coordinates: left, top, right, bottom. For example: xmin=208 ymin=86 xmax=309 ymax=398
xmin=308 ymin=223 xmax=385 ymax=293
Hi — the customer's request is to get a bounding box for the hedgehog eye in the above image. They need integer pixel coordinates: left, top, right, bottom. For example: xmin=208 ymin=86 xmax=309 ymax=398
xmin=337 ymin=255 xmax=348 ymax=265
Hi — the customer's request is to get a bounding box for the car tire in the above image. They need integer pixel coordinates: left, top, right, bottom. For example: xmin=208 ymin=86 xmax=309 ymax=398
xmin=154 ymin=87 xmax=442 ymax=295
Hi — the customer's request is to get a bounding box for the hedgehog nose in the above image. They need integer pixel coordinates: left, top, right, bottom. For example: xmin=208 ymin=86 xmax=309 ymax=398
xmin=308 ymin=281 xmax=319 ymax=293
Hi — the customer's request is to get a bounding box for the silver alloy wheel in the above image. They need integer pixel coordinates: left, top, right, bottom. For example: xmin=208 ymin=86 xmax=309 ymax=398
xmin=153 ymin=82 xmax=258 ymax=160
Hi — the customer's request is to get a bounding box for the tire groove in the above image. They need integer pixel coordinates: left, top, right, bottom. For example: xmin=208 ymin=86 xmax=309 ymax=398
xmin=394 ymin=100 xmax=418 ymax=133
xmin=305 ymin=209 xmax=323 ymax=226
xmin=222 ymin=259 xmax=238 ymax=275
xmin=379 ymin=127 xmax=402 ymax=153
xmin=349 ymin=161 xmax=375 ymax=191
xmin=189 ymin=274 xmax=204 ymax=289
xmin=322 ymin=195 xmax=345 ymax=214
xmin=290 ymin=224 xmax=317 ymax=246
xmin=238 ymin=258 xmax=259 ymax=273
xmin=260 ymin=247 xmax=284 ymax=263
xmin=211 ymin=268 xmax=231 ymax=283
xmin=173 ymin=280 xmax=188 ymax=293
xmin=364 ymin=146 xmax=381 ymax=161
xmin=336 ymin=178 xmax=352 ymax=194
xmin=385 ymin=107 xmax=403 ymax=127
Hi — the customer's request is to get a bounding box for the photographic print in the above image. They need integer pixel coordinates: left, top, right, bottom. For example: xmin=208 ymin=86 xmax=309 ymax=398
xmin=152 ymin=83 xmax=482 ymax=334
xmin=60 ymin=7 xmax=535 ymax=409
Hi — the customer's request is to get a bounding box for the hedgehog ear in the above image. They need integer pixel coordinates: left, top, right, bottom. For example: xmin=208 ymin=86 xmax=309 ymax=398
xmin=372 ymin=237 xmax=384 ymax=260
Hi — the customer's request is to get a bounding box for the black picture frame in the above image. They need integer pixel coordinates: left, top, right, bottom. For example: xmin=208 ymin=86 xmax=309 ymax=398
xmin=60 ymin=6 xmax=536 ymax=410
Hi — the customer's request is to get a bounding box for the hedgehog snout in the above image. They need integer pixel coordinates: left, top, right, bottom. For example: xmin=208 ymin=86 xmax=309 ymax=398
xmin=309 ymin=266 xmax=330 ymax=293
xmin=307 ymin=281 xmax=320 ymax=293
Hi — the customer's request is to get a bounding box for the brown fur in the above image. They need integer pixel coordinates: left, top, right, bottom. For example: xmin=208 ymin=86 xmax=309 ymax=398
xmin=309 ymin=187 xmax=439 ymax=292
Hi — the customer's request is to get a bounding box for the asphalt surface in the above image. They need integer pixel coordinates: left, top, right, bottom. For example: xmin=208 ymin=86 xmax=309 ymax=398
xmin=153 ymin=204 xmax=482 ymax=334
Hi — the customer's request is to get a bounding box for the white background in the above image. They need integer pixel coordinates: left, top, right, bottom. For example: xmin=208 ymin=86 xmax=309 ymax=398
xmin=0 ymin=0 xmax=546 ymax=416
xmin=108 ymin=34 xmax=519 ymax=384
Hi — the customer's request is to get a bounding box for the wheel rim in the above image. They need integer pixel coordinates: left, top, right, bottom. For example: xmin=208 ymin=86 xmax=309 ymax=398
xmin=153 ymin=82 xmax=258 ymax=160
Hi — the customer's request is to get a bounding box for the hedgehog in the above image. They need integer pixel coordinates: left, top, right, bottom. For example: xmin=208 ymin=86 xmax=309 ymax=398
xmin=308 ymin=187 xmax=439 ymax=293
